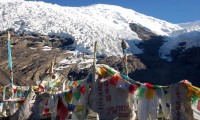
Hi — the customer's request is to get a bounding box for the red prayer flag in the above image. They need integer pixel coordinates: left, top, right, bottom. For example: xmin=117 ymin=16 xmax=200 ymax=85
xmin=146 ymin=83 xmax=154 ymax=89
xmin=109 ymin=75 xmax=121 ymax=85
xmin=57 ymin=99 xmax=68 ymax=120
xmin=129 ymin=84 xmax=137 ymax=94
xmin=14 ymin=88 xmax=17 ymax=93
xmin=80 ymin=86 xmax=85 ymax=94
xmin=43 ymin=109 xmax=49 ymax=115
xmin=197 ymin=100 xmax=200 ymax=111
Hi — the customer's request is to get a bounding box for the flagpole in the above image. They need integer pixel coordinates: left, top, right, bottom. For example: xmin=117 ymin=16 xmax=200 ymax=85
xmin=93 ymin=41 xmax=97 ymax=67
xmin=92 ymin=41 xmax=97 ymax=81
xmin=121 ymin=39 xmax=128 ymax=76
xmin=7 ymin=31 xmax=13 ymax=84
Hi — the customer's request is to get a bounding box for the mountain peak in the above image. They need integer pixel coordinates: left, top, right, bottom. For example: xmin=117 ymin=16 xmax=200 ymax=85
xmin=0 ymin=0 xmax=181 ymax=56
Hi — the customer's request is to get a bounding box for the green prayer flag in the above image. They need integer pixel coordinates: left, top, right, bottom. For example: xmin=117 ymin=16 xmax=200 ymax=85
xmin=154 ymin=85 xmax=160 ymax=89
xmin=17 ymin=89 xmax=21 ymax=94
xmin=137 ymin=88 xmax=146 ymax=98
xmin=107 ymin=68 xmax=116 ymax=75
xmin=74 ymin=91 xmax=81 ymax=101
xmin=192 ymin=95 xmax=199 ymax=104
xmin=77 ymin=80 xmax=81 ymax=86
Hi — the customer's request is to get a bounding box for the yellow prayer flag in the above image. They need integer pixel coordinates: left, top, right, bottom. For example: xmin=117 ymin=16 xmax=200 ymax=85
xmin=146 ymin=89 xmax=155 ymax=99
xmin=75 ymin=105 xmax=84 ymax=112
xmin=65 ymin=93 xmax=73 ymax=102
xmin=56 ymin=79 xmax=62 ymax=85
xmin=187 ymin=86 xmax=194 ymax=97
xmin=97 ymin=67 xmax=107 ymax=77
xmin=185 ymin=85 xmax=200 ymax=98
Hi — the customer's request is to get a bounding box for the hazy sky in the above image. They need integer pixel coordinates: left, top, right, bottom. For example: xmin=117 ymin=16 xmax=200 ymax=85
xmin=40 ymin=0 xmax=200 ymax=23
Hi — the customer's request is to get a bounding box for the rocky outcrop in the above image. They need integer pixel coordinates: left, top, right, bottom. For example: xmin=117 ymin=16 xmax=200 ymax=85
xmin=1 ymin=30 xmax=200 ymax=87
xmin=0 ymin=32 xmax=73 ymax=86
xmin=128 ymin=35 xmax=200 ymax=86
xmin=0 ymin=30 xmax=74 ymax=49
xmin=97 ymin=56 xmax=146 ymax=73
xmin=129 ymin=23 xmax=157 ymax=40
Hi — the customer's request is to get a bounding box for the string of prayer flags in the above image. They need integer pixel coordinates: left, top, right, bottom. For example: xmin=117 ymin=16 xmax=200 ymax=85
xmin=39 ymin=73 xmax=67 ymax=92
xmin=101 ymin=65 xmax=119 ymax=76
xmin=67 ymin=80 xmax=82 ymax=88
xmin=98 ymin=68 xmax=140 ymax=95
xmin=107 ymin=73 xmax=138 ymax=94
xmin=120 ymin=74 xmax=136 ymax=84
xmin=63 ymin=85 xmax=85 ymax=102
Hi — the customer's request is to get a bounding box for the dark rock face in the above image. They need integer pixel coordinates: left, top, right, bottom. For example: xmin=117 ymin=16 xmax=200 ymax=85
xmin=127 ymin=36 xmax=200 ymax=86
xmin=127 ymin=24 xmax=200 ymax=86
xmin=129 ymin=23 xmax=157 ymax=40
xmin=97 ymin=56 xmax=146 ymax=74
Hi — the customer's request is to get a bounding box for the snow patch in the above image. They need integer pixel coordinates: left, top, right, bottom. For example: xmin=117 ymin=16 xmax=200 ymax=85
xmin=160 ymin=31 xmax=200 ymax=61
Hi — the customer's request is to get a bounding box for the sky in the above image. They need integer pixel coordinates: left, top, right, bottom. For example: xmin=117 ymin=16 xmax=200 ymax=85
xmin=39 ymin=0 xmax=200 ymax=24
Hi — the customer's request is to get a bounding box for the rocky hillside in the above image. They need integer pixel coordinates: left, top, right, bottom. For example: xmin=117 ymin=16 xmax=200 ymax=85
xmin=1 ymin=26 xmax=200 ymax=87
xmin=0 ymin=30 xmax=76 ymax=85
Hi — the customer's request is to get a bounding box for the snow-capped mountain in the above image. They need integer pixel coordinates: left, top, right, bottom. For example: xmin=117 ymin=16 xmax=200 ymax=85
xmin=160 ymin=21 xmax=200 ymax=61
xmin=0 ymin=0 xmax=182 ymax=57
xmin=160 ymin=31 xmax=200 ymax=61
xmin=179 ymin=21 xmax=200 ymax=32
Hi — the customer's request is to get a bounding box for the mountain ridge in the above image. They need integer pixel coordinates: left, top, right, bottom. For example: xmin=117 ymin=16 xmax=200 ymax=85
xmin=0 ymin=0 xmax=183 ymax=57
